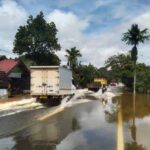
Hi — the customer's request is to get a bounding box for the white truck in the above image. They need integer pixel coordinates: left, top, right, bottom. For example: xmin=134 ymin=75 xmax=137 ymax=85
xmin=30 ymin=66 xmax=75 ymax=102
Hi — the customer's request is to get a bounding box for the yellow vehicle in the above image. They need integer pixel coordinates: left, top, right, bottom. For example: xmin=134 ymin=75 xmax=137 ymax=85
xmin=94 ymin=78 xmax=107 ymax=85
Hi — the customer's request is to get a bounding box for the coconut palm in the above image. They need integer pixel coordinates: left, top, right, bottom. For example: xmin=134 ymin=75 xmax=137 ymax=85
xmin=65 ymin=47 xmax=82 ymax=70
xmin=122 ymin=24 xmax=149 ymax=95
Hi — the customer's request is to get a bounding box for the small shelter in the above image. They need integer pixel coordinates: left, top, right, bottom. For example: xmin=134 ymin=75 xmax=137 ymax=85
xmin=0 ymin=59 xmax=30 ymax=94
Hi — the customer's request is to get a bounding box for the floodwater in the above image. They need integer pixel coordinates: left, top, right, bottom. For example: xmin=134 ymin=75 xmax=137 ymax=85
xmin=119 ymin=93 xmax=150 ymax=150
xmin=0 ymin=91 xmax=150 ymax=150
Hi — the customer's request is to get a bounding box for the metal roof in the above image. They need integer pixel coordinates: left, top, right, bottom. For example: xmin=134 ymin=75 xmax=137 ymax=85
xmin=30 ymin=66 xmax=59 ymax=69
xmin=0 ymin=59 xmax=18 ymax=74
xmin=0 ymin=59 xmax=30 ymax=75
xmin=30 ymin=66 xmax=71 ymax=71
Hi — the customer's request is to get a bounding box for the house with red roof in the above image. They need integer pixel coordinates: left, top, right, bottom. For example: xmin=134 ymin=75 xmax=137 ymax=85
xmin=0 ymin=59 xmax=30 ymax=95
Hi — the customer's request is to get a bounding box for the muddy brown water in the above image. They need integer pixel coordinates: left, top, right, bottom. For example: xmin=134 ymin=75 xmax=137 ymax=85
xmin=118 ymin=93 xmax=150 ymax=150
xmin=0 ymin=93 xmax=149 ymax=150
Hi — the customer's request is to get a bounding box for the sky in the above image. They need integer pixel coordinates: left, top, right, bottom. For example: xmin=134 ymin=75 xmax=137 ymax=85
xmin=0 ymin=0 xmax=150 ymax=67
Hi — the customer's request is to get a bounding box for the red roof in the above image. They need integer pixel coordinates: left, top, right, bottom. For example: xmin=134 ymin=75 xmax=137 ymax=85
xmin=0 ymin=59 xmax=29 ymax=75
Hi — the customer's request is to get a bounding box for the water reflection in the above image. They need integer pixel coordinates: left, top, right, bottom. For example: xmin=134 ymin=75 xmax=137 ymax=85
xmin=72 ymin=117 xmax=81 ymax=131
xmin=56 ymin=102 xmax=117 ymax=150
xmin=0 ymin=137 xmax=15 ymax=150
xmin=1 ymin=93 xmax=149 ymax=150
xmin=121 ymin=94 xmax=150 ymax=121
xmin=103 ymin=97 xmax=118 ymax=123
xmin=120 ymin=93 xmax=150 ymax=150
xmin=125 ymin=95 xmax=146 ymax=150
xmin=0 ymin=101 xmax=118 ymax=150
xmin=103 ymin=93 xmax=150 ymax=150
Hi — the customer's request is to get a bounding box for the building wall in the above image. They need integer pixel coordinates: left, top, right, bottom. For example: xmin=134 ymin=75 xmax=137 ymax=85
xmin=0 ymin=71 xmax=8 ymax=89
xmin=0 ymin=89 xmax=8 ymax=99
xmin=8 ymin=64 xmax=30 ymax=93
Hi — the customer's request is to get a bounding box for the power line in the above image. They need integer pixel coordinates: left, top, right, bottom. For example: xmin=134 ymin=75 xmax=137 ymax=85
xmin=0 ymin=49 xmax=14 ymax=54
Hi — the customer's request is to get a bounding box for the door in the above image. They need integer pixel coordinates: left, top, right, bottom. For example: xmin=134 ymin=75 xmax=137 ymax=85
xmin=46 ymin=69 xmax=59 ymax=94
xmin=31 ymin=69 xmax=59 ymax=95
xmin=31 ymin=69 xmax=43 ymax=95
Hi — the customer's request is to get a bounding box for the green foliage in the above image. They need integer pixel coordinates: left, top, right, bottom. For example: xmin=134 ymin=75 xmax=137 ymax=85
xmin=19 ymin=53 xmax=60 ymax=68
xmin=13 ymin=11 xmax=61 ymax=65
xmin=105 ymin=53 xmax=150 ymax=93
xmin=136 ymin=64 xmax=150 ymax=93
xmin=122 ymin=24 xmax=149 ymax=46
xmin=105 ymin=53 xmax=134 ymax=89
xmin=65 ymin=47 xmax=81 ymax=70
xmin=73 ymin=64 xmax=111 ymax=88
xmin=19 ymin=55 xmax=36 ymax=67
xmin=0 ymin=55 xmax=7 ymax=61
xmin=122 ymin=24 xmax=150 ymax=94
xmin=122 ymin=24 xmax=149 ymax=63
xmin=75 ymin=64 xmax=98 ymax=87
xmin=98 ymin=67 xmax=108 ymax=78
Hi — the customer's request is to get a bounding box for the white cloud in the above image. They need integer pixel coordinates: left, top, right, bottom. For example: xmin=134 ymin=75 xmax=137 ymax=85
xmin=117 ymin=11 xmax=150 ymax=64
xmin=46 ymin=10 xmax=124 ymax=67
xmin=0 ymin=0 xmax=28 ymax=57
xmin=47 ymin=10 xmax=89 ymax=39
xmin=46 ymin=9 xmax=150 ymax=67
xmin=133 ymin=12 xmax=150 ymax=30
xmin=46 ymin=10 xmax=91 ymax=65
xmin=0 ymin=1 xmax=150 ymax=66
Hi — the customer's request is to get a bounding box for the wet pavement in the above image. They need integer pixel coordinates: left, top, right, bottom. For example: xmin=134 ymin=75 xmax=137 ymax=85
xmin=0 ymin=91 xmax=150 ymax=150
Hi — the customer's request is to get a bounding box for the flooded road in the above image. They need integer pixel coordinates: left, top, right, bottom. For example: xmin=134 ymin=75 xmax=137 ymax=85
xmin=0 ymin=91 xmax=150 ymax=150
xmin=119 ymin=93 xmax=150 ymax=150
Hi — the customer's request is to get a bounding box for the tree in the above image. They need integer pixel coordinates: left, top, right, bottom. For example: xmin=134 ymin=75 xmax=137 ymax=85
xmin=65 ymin=47 xmax=82 ymax=70
xmin=13 ymin=11 xmax=61 ymax=65
xmin=136 ymin=64 xmax=150 ymax=93
xmin=0 ymin=55 xmax=7 ymax=61
xmin=76 ymin=64 xmax=98 ymax=87
xmin=105 ymin=53 xmax=134 ymax=89
xmin=122 ymin=24 xmax=149 ymax=95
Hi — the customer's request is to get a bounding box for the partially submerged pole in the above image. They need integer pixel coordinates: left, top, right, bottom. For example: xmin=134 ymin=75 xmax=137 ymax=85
xmin=133 ymin=66 xmax=136 ymax=96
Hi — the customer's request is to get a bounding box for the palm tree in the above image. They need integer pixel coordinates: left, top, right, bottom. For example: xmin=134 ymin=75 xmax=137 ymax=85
xmin=65 ymin=47 xmax=82 ymax=70
xmin=122 ymin=24 xmax=149 ymax=95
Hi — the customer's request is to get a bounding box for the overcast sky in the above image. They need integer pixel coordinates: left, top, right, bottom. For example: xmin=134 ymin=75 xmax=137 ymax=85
xmin=0 ymin=0 xmax=150 ymax=67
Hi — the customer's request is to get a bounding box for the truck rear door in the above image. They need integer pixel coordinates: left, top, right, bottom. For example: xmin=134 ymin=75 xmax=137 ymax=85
xmin=31 ymin=68 xmax=59 ymax=95
xmin=31 ymin=69 xmax=43 ymax=95
xmin=46 ymin=69 xmax=59 ymax=95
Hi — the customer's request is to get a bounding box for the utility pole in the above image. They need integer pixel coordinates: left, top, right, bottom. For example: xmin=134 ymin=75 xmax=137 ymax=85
xmin=133 ymin=64 xmax=136 ymax=96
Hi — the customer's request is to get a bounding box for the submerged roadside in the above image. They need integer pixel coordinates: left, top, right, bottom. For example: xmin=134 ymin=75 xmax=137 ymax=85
xmin=0 ymin=94 xmax=31 ymax=104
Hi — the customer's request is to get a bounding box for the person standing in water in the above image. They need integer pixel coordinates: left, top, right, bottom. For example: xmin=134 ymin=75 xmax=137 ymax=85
xmin=102 ymin=84 xmax=107 ymax=94
xmin=101 ymin=84 xmax=107 ymax=105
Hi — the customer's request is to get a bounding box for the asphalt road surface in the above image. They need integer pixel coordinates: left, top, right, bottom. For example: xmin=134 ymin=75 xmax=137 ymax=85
xmin=0 ymin=90 xmax=150 ymax=150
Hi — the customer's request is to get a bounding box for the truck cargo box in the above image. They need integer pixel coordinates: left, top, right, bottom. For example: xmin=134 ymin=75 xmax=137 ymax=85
xmin=30 ymin=66 xmax=75 ymax=99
